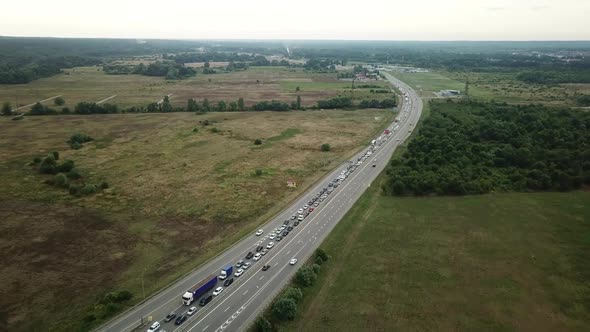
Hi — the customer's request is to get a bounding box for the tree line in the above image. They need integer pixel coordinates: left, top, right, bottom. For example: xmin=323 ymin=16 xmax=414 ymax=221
xmin=384 ymin=100 xmax=590 ymax=196
xmin=9 ymin=94 xmax=396 ymax=117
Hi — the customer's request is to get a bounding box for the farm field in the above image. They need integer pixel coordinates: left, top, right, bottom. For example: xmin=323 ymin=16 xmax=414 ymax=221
xmin=0 ymin=108 xmax=393 ymax=331
xmin=393 ymin=70 xmax=589 ymax=105
xmin=282 ymin=175 xmax=590 ymax=332
xmin=0 ymin=66 xmax=392 ymax=111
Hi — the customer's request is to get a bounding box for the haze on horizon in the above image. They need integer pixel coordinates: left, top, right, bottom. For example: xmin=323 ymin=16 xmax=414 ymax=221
xmin=2 ymin=0 xmax=590 ymax=41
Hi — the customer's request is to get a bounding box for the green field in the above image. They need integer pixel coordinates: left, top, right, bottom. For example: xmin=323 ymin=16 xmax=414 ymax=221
xmin=282 ymin=177 xmax=590 ymax=332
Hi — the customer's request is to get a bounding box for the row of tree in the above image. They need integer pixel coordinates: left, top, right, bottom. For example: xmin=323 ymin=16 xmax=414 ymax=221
xmin=316 ymin=96 xmax=397 ymax=109
xmin=385 ymin=100 xmax=590 ymax=196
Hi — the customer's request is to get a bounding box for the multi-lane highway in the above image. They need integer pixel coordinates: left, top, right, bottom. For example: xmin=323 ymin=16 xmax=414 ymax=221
xmin=98 ymin=72 xmax=422 ymax=332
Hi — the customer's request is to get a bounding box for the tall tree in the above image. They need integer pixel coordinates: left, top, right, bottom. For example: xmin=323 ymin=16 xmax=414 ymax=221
xmin=161 ymin=96 xmax=172 ymax=112
xmin=54 ymin=97 xmax=65 ymax=106
xmin=237 ymin=98 xmax=245 ymax=111
xmin=296 ymin=95 xmax=301 ymax=110
xmin=187 ymin=98 xmax=198 ymax=112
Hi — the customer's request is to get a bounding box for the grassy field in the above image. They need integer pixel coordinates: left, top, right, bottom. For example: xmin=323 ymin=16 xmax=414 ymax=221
xmin=0 ymin=109 xmax=393 ymax=331
xmin=392 ymin=70 xmax=589 ymax=106
xmin=0 ymin=66 xmax=371 ymax=110
xmin=282 ymin=175 xmax=590 ymax=332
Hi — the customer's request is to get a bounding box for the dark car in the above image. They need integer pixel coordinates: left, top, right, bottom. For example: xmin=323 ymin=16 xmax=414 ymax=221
xmin=287 ymin=226 xmax=293 ymax=231
xmin=256 ymin=245 xmax=264 ymax=252
xmin=262 ymin=264 xmax=270 ymax=271
xmin=200 ymin=295 xmax=213 ymax=306
xmin=175 ymin=314 xmax=187 ymax=325
xmin=294 ymin=221 xmax=299 ymax=226
xmin=328 ymin=182 xmax=333 ymax=187
xmin=283 ymin=231 xmax=289 ymax=237
xmin=276 ymin=235 xmax=283 ymax=241
xmin=283 ymin=220 xmax=289 ymax=225
xmin=245 ymin=252 xmax=254 ymax=259
xmin=223 ymin=278 xmax=234 ymax=287
xmin=164 ymin=312 xmax=177 ymax=322
xmin=291 ymin=215 xmax=297 ymax=220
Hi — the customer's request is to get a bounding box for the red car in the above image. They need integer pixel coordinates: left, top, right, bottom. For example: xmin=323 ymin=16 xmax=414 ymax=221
xmin=308 ymin=207 xmax=314 ymax=212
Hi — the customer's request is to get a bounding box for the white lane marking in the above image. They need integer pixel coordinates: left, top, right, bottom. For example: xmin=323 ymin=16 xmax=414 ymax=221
xmin=243 ymin=290 xmax=249 ymax=295
xmin=224 ymin=307 xmax=230 ymax=312
xmin=202 ymin=325 xmax=209 ymax=331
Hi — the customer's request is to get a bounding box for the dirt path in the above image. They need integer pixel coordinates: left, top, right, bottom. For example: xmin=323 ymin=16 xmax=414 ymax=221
xmin=299 ymin=196 xmax=379 ymax=330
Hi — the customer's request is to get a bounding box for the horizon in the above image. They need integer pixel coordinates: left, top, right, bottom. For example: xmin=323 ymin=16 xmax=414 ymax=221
xmin=2 ymin=0 xmax=589 ymax=41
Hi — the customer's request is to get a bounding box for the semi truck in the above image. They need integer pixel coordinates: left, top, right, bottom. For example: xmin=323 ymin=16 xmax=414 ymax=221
xmin=182 ymin=274 xmax=217 ymax=305
xmin=219 ymin=265 xmax=233 ymax=280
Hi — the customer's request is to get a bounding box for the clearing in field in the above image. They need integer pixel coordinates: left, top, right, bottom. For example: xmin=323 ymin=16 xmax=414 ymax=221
xmin=0 ymin=108 xmax=392 ymax=331
xmin=281 ymin=175 xmax=590 ymax=332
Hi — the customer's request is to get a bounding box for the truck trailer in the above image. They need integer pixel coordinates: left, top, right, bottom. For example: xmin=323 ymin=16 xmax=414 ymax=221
xmin=182 ymin=274 xmax=218 ymax=305
xmin=219 ymin=265 xmax=233 ymax=280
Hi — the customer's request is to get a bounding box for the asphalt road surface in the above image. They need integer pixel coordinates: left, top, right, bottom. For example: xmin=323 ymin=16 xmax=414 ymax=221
xmin=98 ymin=72 xmax=423 ymax=332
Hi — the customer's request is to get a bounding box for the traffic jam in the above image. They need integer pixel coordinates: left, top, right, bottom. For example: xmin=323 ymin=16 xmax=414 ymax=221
xmin=146 ymin=109 xmax=408 ymax=331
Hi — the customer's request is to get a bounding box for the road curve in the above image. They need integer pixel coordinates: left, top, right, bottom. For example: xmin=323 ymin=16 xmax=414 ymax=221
xmin=98 ymin=72 xmax=423 ymax=332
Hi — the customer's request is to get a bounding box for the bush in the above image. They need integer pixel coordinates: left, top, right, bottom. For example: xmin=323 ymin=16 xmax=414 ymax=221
xmin=254 ymin=139 xmax=262 ymax=145
xmin=67 ymin=168 xmax=82 ymax=179
xmin=316 ymin=248 xmax=329 ymax=261
xmin=57 ymin=159 xmax=75 ymax=173
xmin=312 ymin=263 xmax=321 ymax=274
xmin=193 ymin=127 xmax=199 ymax=133
xmin=39 ymin=155 xmax=57 ymax=174
xmin=70 ymin=141 xmax=82 ymax=150
xmin=254 ymin=316 xmax=272 ymax=332
xmin=54 ymin=173 xmax=69 ymax=188
xmin=54 ymin=97 xmax=65 ymax=106
xmin=100 ymin=182 xmax=109 ymax=189
xmin=321 ymin=143 xmax=331 ymax=152
xmin=255 ymin=169 xmax=263 ymax=176
xmin=272 ymin=297 xmax=297 ymax=321
xmin=283 ymin=287 xmax=303 ymax=304
xmin=81 ymin=184 xmax=98 ymax=195
xmin=315 ymin=255 xmax=324 ymax=265
xmin=61 ymin=107 xmax=71 ymax=114
xmin=68 ymin=133 xmax=93 ymax=149
xmin=52 ymin=151 xmax=59 ymax=160
xmin=211 ymin=127 xmax=219 ymax=133
xmin=295 ymin=267 xmax=317 ymax=287
xmin=33 ymin=157 xmax=41 ymax=164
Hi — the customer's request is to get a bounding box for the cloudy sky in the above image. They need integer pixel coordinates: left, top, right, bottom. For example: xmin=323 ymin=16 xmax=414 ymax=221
xmin=2 ymin=0 xmax=589 ymax=40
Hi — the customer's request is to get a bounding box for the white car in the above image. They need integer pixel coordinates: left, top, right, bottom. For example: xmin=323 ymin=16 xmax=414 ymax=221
xmin=147 ymin=321 xmax=160 ymax=332
xmin=213 ymin=286 xmax=224 ymax=296
xmin=297 ymin=208 xmax=303 ymax=214
xmin=289 ymin=258 xmax=298 ymax=265
xmin=266 ymin=242 xmax=275 ymax=249
xmin=298 ymin=215 xmax=304 ymax=221
xmin=269 ymin=233 xmax=276 ymax=240
xmin=243 ymin=262 xmax=252 ymax=269
xmin=303 ymin=204 xmax=309 ymax=209
xmin=234 ymin=268 xmax=244 ymax=277
xmin=255 ymin=229 xmax=263 ymax=236
xmin=187 ymin=307 xmax=197 ymax=316
xmin=253 ymin=253 xmax=262 ymax=261
xmin=261 ymin=248 xmax=269 ymax=255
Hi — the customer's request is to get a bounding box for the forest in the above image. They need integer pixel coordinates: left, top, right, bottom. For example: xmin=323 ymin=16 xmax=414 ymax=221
xmin=385 ymin=100 xmax=590 ymax=196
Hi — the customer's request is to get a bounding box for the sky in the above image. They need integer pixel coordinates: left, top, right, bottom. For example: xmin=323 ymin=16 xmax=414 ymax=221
xmin=1 ymin=0 xmax=589 ymax=40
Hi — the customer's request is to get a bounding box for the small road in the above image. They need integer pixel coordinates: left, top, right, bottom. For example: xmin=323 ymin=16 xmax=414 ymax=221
xmin=98 ymin=73 xmax=423 ymax=332
xmin=13 ymin=95 xmax=63 ymax=111
xmin=97 ymin=95 xmax=117 ymax=104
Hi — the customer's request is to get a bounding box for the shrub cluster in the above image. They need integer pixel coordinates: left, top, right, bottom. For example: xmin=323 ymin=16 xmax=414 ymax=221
xmin=68 ymin=133 xmax=94 ymax=149
xmin=256 ymin=249 xmax=329 ymax=330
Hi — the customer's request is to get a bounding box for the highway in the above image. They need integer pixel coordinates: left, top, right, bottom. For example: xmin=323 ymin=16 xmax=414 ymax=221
xmin=98 ymin=72 xmax=423 ymax=332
